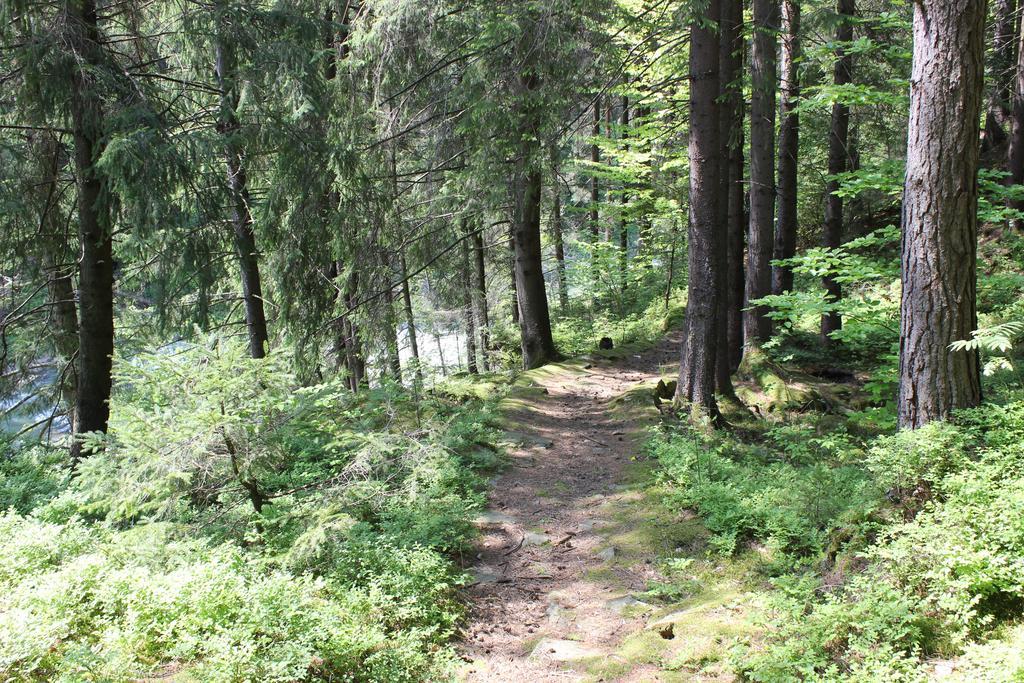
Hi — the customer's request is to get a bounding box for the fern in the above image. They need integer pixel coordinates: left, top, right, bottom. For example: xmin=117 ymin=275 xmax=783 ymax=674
xmin=949 ymin=320 xmax=1024 ymax=354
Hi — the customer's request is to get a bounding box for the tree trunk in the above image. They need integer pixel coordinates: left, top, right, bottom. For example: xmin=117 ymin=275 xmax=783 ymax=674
xmin=726 ymin=34 xmax=746 ymax=372
xmin=461 ymin=221 xmax=479 ymax=374
xmin=344 ymin=269 xmax=365 ymax=391
xmin=716 ymin=0 xmax=742 ymax=395
xmin=591 ymin=98 xmax=601 ymax=240
xmin=508 ymin=228 xmax=520 ymax=324
xmin=399 ymin=252 xmax=422 ymax=383
xmin=773 ymin=0 xmax=800 ymax=296
xmin=676 ymin=0 xmax=722 ymax=416
xmin=514 ymin=163 xmax=558 ymax=369
xmin=550 ymin=163 xmax=569 ymax=311
xmin=897 ymin=0 xmax=985 ymax=429
xmin=988 ymin=0 xmax=1018 ymax=148
xmin=34 ymin=132 xmax=80 ymax=436
xmin=215 ymin=29 xmax=269 ymax=359
xmin=67 ymin=0 xmax=113 ymax=460
xmin=745 ymin=0 xmax=779 ymax=348
xmin=383 ymin=286 xmax=402 ymax=380
xmin=472 ymin=223 xmax=491 ymax=371
xmin=1009 ymin=14 xmax=1024 ymax=226
xmin=618 ymin=97 xmax=630 ymax=293
xmin=821 ymin=0 xmax=854 ymax=342
xmin=512 ymin=71 xmax=558 ymax=370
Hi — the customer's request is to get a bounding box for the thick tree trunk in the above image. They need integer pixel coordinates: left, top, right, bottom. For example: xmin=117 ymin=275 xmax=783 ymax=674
xmin=676 ymin=0 xmax=722 ymax=415
xmin=821 ymin=0 xmax=854 ymax=342
xmin=897 ymin=0 xmax=985 ymax=429
xmin=512 ymin=72 xmax=558 ymax=370
xmin=472 ymin=223 xmax=490 ymax=371
xmin=773 ymin=0 xmax=800 ymax=296
xmin=67 ymin=0 xmax=113 ymax=460
xmin=215 ymin=33 xmax=269 ymax=359
xmin=745 ymin=0 xmax=779 ymax=348
xmin=716 ymin=0 xmax=742 ymax=395
xmin=399 ymin=252 xmax=422 ymax=383
xmin=514 ymin=164 xmax=558 ymax=369
xmin=461 ymin=222 xmax=478 ymax=374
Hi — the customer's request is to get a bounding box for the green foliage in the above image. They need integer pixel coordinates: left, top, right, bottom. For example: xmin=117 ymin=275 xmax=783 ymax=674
xmin=0 ymin=517 xmax=460 ymax=682
xmin=649 ymin=422 xmax=877 ymax=558
xmin=0 ymin=337 xmax=502 ymax=680
xmin=0 ymin=443 xmax=65 ymax=514
xmin=722 ymin=401 xmax=1024 ymax=681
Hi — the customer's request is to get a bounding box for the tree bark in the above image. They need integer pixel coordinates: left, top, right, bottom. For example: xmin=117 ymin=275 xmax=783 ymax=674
xmin=676 ymin=0 xmax=722 ymax=415
xmin=508 ymin=228 xmax=520 ymax=324
xmin=821 ymin=0 xmax=854 ymax=342
xmin=472 ymin=223 xmax=490 ymax=371
xmin=618 ymin=97 xmax=630 ymax=293
xmin=513 ymin=74 xmax=558 ymax=370
xmin=461 ymin=221 xmax=479 ymax=374
xmin=773 ymin=0 xmax=800 ymax=296
xmin=745 ymin=0 xmax=779 ymax=348
xmin=550 ymin=177 xmax=569 ymax=311
xmin=33 ymin=132 xmax=80 ymax=436
xmin=382 ymin=286 xmax=402 ymax=380
xmin=1009 ymin=13 xmax=1024 ymax=226
xmin=726 ymin=33 xmax=746 ymax=372
xmin=67 ymin=0 xmax=113 ymax=460
xmin=215 ymin=26 xmax=269 ymax=359
xmin=591 ymin=98 xmax=601 ymax=240
xmin=399 ymin=251 xmax=422 ymax=383
xmin=897 ymin=0 xmax=985 ymax=429
xmin=716 ymin=0 xmax=742 ymax=395
xmin=987 ymin=0 xmax=1018 ymax=147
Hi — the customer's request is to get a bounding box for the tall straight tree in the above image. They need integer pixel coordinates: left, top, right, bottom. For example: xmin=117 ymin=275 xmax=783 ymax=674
xmin=676 ymin=0 xmax=722 ymax=414
xmin=716 ymin=0 xmax=742 ymax=393
xmin=773 ymin=0 xmax=800 ymax=296
xmin=471 ymin=222 xmax=491 ymax=371
xmin=724 ymin=8 xmax=746 ymax=371
xmin=460 ymin=219 xmax=479 ymax=374
xmin=1009 ymin=14 xmax=1024 ymax=225
xmin=591 ymin=98 xmax=601 ymax=239
xmin=215 ymin=4 xmax=270 ymax=359
xmin=66 ymin=0 xmax=114 ymax=459
xmin=821 ymin=0 xmax=854 ymax=342
xmin=987 ymin=0 xmax=1018 ymax=146
xmin=897 ymin=0 xmax=985 ymax=428
xmin=745 ymin=0 xmax=779 ymax=348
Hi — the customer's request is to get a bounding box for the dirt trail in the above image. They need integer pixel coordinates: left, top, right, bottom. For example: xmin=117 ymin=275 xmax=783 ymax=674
xmin=459 ymin=332 xmax=685 ymax=682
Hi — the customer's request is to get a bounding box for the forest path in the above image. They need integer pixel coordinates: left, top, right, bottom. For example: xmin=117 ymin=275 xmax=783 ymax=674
xmin=459 ymin=329 xmax=742 ymax=682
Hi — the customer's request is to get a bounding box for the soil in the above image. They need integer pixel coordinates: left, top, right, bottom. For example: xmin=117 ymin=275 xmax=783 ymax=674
xmin=458 ymin=331 xmax=689 ymax=682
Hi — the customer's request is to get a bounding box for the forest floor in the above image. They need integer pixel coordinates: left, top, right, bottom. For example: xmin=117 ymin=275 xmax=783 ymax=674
xmin=458 ymin=331 xmax=760 ymax=682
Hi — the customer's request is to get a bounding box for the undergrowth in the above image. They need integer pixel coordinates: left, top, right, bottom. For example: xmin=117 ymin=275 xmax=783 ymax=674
xmin=0 ymin=338 xmax=502 ymax=682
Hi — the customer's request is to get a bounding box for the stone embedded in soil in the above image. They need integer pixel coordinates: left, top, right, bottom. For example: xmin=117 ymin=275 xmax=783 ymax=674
xmin=647 ymin=608 xmax=699 ymax=631
xmin=605 ymin=595 xmax=650 ymax=613
xmin=577 ymin=519 xmax=608 ymax=532
xmin=473 ymin=511 xmax=516 ymax=527
xmin=524 ymin=531 xmax=552 ymax=546
xmin=596 ymin=547 xmax=616 ymax=561
xmin=469 ymin=567 xmax=503 ymax=584
xmin=500 ymin=430 xmax=555 ymax=449
xmin=546 ymin=602 xmax=570 ymax=628
xmin=529 ymin=638 xmax=605 ymax=662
